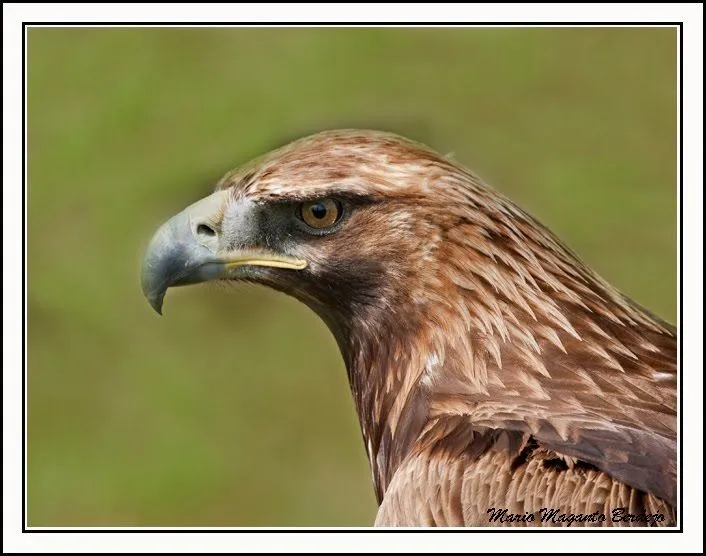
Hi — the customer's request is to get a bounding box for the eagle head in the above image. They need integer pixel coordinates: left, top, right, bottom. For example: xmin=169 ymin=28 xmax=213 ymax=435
xmin=142 ymin=130 xmax=465 ymax=344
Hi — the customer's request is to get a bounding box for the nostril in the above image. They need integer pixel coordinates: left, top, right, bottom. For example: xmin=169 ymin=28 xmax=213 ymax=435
xmin=196 ymin=223 xmax=217 ymax=238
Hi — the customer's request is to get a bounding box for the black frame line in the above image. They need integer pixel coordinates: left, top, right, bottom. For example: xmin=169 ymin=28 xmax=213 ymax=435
xmin=20 ymin=21 xmax=684 ymax=534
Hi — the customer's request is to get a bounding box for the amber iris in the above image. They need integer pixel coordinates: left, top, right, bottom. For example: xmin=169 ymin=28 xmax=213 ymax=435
xmin=299 ymin=199 xmax=342 ymax=229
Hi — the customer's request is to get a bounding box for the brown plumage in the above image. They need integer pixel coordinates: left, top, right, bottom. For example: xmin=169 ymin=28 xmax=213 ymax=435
xmin=142 ymin=130 xmax=677 ymax=527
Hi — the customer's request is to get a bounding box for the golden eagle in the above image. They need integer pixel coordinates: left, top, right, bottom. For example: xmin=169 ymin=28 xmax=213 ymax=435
xmin=141 ymin=130 xmax=676 ymax=527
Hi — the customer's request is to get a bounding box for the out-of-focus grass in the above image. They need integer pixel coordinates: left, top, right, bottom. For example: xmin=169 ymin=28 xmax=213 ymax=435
xmin=27 ymin=27 xmax=676 ymax=526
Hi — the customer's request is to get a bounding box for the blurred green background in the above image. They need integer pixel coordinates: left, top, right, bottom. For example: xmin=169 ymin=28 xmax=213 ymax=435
xmin=27 ymin=27 xmax=677 ymax=527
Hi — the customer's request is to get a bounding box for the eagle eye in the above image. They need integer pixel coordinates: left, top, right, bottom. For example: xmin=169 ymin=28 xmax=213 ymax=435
xmin=297 ymin=199 xmax=343 ymax=230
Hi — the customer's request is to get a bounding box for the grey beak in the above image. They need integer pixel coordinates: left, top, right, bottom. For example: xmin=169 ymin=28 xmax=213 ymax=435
xmin=141 ymin=190 xmax=307 ymax=314
xmin=141 ymin=191 xmax=230 ymax=314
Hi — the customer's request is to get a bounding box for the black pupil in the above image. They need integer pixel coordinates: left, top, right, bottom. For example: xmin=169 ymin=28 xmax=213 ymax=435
xmin=310 ymin=203 xmax=327 ymax=219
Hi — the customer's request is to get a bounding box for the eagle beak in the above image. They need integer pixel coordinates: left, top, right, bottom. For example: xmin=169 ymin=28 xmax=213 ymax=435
xmin=141 ymin=190 xmax=307 ymax=314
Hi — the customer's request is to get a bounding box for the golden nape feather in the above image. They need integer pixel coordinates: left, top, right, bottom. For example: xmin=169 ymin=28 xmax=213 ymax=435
xmin=142 ymin=130 xmax=677 ymax=527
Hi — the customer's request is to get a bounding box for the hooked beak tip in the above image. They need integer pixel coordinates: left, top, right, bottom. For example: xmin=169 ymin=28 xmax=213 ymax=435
xmin=148 ymin=293 xmax=165 ymax=315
